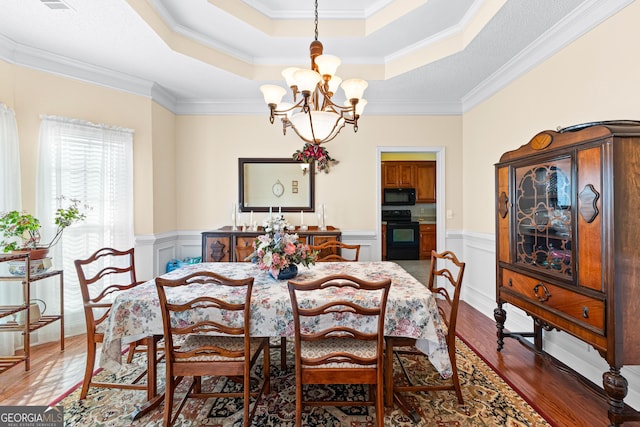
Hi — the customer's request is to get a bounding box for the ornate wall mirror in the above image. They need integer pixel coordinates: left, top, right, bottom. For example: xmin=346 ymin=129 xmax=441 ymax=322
xmin=239 ymin=158 xmax=315 ymax=212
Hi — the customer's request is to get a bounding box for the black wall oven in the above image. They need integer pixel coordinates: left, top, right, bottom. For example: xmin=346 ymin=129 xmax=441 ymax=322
xmin=383 ymin=210 xmax=420 ymax=260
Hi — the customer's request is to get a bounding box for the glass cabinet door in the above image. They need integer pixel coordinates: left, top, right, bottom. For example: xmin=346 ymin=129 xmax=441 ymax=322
xmin=514 ymin=157 xmax=573 ymax=277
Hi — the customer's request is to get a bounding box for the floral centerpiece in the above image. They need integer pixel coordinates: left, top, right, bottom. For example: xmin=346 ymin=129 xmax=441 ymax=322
xmin=251 ymin=214 xmax=317 ymax=279
xmin=292 ymin=143 xmax=339 ymax=174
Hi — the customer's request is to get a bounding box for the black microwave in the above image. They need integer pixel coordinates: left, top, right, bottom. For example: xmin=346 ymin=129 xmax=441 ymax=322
xmin=383 ymin=188 xmax=416 ymax=206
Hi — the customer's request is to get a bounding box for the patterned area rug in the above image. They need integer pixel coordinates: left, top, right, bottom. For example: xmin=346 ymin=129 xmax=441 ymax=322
xmin=55 ymin=337 xmax=551 ymax=426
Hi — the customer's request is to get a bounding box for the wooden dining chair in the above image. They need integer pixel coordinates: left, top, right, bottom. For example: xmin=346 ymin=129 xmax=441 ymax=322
xmin=74 ymin=247 xmax=159 ymax=399
xmin=235 ymin=244 xmax=254 ymax=262
xmin=308 ymin=240 xmax=361 ymax=262
xmin=288 ymin=274 xmax=391 ymax=427
xmin=384 ymin=250 xmax=466 ymax=416
xmin=155 ymin=270 xmax=270 ymax=427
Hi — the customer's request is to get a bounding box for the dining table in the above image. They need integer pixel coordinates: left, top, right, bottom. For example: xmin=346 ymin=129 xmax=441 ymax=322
xmin=99 ymin=261 xmax=452 ymax=420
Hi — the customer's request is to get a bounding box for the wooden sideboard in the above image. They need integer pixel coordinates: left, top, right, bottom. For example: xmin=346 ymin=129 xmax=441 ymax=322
xmin=202 ymin=226 xmax=341 ymax=262
xmin=494 ymin=121 xmax=640 ymax=426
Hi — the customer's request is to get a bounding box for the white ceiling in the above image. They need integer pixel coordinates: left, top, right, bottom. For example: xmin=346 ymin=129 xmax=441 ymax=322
xmin=0 ymin=0 xmax=632 ymax=115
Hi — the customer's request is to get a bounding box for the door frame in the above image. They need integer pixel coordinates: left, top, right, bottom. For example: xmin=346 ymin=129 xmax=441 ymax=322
xmin=376 ymin=146 xmax=445 ymax=261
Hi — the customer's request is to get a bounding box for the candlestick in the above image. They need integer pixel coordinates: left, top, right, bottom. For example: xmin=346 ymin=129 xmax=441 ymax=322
xmin=279 ymin=206 xmax=282 ymax=215
xmin=269 ymin=206 xmax=272 ymax=221
xmin=300 ymin=210 xmax=304 ymax=225
xmin=250 ymin=210 xmax=253 ymax=225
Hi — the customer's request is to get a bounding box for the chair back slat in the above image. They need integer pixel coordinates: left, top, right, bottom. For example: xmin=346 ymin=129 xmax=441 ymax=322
xmin=288 ymin=274 xmax=390 ymax=366
xmin=74 ymin=247 xmax=139 ymax=333
xmin=427 ymin=250 xmax=465 ymax=340
xmin=155 ymin=271 xmax=254 ymax=362
xmin=307 ymin=241 xmax=361 ymax=262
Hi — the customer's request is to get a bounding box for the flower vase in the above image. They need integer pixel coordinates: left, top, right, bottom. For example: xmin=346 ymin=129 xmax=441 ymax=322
xmin=271 ymin=264 xmax=298 ymax=280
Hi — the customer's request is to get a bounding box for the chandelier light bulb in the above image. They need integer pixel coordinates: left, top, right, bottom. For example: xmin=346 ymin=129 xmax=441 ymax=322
xmin=293 ymin=69 xmax=322 ymax=93
xmin=281 ymin=67 xmax=301 ymax=88
xmin=327 ymin=75 xmax=342 ymax=95
xmin=260 ymin=84 xmax=287 ymax=105
xmin=341 ymin=78 xmax=368 ymax=101
xmin=315 ymin=54 xmax=341 ymax=78
xmin=290 ymin=111 xmax=344 ymax=143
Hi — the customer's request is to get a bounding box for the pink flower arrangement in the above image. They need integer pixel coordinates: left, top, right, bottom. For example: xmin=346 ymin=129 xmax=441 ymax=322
xmin=251 ymin=215 xmax=317 ymax=277
xmin=292 ymin=143 xmax=339 ymax=173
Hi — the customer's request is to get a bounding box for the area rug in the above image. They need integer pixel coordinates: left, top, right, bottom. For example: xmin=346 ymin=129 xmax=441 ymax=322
xmin=53 ymin=338 xmax=552 ymax=426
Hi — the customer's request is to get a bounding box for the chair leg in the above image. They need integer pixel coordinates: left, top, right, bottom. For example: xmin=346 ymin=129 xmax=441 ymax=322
xmin=280 ymin=337 xmax=287 ymax=370
xmin=264 ymin=339 xmax=271 ymax=395
xmin=126 ymin=342 xmax=137 ymax=363
xmin=451 ymin=356 xmax=464 ymax=404
xmin=80 ymin=339 xmax=96 ymax=399
xmin=163 ymin=374 xmax=174 ymax=427
xmin=384 ymin=337 xmax=394 ymax=408
xmin=376 ymin=380 xmax=385 ymax=427
xmin=295 ymin=367 xmax=303 ymax=427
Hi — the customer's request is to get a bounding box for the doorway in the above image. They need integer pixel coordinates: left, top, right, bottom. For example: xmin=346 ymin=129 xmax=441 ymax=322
xmin=377 ymin=147 xmax=445 ymax=261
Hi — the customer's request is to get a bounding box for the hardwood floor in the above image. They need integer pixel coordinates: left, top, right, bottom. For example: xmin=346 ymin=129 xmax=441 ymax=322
xmin=1 ymin=303 xmax=638 ymax=426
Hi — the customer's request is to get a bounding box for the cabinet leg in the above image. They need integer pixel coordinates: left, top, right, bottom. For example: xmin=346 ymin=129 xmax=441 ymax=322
xmin=603 ymin=366 xmax=640 ymax=426
xmin=494 ymin=303 xmax=506 ymax=351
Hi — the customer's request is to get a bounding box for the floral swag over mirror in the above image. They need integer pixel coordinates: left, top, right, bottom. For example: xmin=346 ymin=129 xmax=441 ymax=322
xmin=292 ymin=143 xmax=339 ymax=174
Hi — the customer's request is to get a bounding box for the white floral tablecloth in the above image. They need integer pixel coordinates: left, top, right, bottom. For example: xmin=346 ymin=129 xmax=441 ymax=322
xmin=100 ymin=261 xmax=452 ymax=377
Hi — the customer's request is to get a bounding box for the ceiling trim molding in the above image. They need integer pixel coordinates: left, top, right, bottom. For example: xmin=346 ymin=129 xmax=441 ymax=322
xmin=461 ymin=0 xmax=634 ymax=112
xmin=0 ymin=0 xmax=631 ymax=117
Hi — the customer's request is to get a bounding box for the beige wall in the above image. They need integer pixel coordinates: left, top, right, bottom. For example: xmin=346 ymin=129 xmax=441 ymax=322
xmin=463 ymin=1 xmax=640 ymax=233
xmin=6 ymin=0 xmax=636 ymax=237
xmin=0 ymin=61 xmax=14 ymax=107
xmin=0 ymin=65 xmax=163 ymax=234
xmin=175 ymin=115 xmax=462 ymax=231
xmin=150 ymin=102 xmax=176 ymax=234
xmin=0 ymin=62 xmax=462 ymax=236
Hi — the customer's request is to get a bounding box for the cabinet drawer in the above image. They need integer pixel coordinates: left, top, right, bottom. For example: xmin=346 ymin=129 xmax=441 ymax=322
xmin=500 ymin=269 xmax=604 ymax=333
xmin=419 ymin=224 xmax=436 ymax=232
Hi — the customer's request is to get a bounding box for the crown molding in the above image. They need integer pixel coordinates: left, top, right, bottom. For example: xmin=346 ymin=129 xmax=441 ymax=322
xmin=0 ymin=0 xmax=632 ymax=117
xmin=462 ymin=0 xmax=634 ymax=112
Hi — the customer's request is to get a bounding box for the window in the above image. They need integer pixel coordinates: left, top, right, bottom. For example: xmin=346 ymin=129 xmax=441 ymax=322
xmin=36 ymin=116 xmax=134 ymax=337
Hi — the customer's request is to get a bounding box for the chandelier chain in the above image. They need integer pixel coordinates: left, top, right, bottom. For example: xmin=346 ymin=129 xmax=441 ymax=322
xmin=314 ymin=0 xmax=319 ymax=41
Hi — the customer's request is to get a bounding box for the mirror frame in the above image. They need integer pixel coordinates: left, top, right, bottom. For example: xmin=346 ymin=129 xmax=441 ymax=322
xmin=238 ymin=158 xmax=315 ymax=212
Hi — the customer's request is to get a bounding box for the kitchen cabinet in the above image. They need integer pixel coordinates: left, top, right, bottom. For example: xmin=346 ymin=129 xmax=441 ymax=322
xmin=419 ymin=224 xmax=436 ymax=259
xmin=415 ymin=161 xmax=436 ymax=203
xmin=0 ymin=253 xmax=64 ymax=373
xmin=202 ymin=226 xmax=341 ymax=262
xmin=381 ymin=162 xmax=414 ymax=188
xmin=494 ymin=121 xmax=640 ymax=426
xmin=381 ymin=161 xmax=436 ymax=203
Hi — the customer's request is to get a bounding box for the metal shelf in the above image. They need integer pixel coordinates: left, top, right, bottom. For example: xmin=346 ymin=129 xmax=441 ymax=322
xmin=0 ymin=254 xmax=64 ymax=373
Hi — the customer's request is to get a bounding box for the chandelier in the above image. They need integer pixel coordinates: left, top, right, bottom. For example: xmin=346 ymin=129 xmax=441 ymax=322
xmin=259 ymin=0 xmax=368 ymax=145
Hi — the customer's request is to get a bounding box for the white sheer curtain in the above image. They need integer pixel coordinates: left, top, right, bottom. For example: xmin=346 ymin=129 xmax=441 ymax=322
xmin=0 ymin=103 xmax=22 ymax=356
xmin=36 ymin=115 xmax=134 ymax=340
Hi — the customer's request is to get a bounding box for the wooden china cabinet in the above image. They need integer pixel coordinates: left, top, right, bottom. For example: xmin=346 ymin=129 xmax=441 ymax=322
xmin=494 ymin=121 xmax=640 ymax=426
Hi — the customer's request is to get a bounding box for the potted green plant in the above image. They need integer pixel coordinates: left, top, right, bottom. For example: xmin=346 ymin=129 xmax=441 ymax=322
xmin=0 ymin=196 xmax=89 ymax=260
